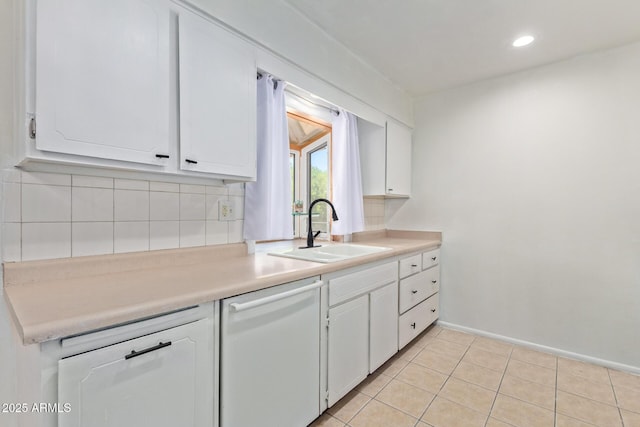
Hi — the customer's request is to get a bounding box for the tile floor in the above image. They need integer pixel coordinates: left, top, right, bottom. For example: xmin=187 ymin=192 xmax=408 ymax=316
xmin=310 ymin=325 xmax=640 ymax=427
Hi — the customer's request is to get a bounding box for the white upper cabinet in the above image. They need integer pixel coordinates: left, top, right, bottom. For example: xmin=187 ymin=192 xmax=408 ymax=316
xmin=35 ymin=0 xmax=171 ymax=166
xmin=177 ymin=9 xmax=257 ymax=180
xmin=358 ymin=118 xmax=412 ymax=197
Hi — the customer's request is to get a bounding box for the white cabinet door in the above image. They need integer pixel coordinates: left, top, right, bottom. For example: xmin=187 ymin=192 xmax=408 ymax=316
xmin=386 ymin=120 xmax=412 ymax=197
xmin=58 ymin=319 xmax=213 ymax=427
xmin=178 ymin=9 xmax=256 ymax=179
xmin=327 ymin=295 xmax=369 ymax=406
xmin=36 ymin=0 xmax=171 ymax=166
xmin=369 ymin=281 xmax=399 ymax=372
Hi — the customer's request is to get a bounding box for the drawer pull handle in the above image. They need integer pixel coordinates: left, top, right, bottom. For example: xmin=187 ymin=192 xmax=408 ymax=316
xmin=154 ymin=153 xmax=170 ymax=159
xmin=432 ymin=280 xmax=437 ymax=284
xmin=185 ymin=158 xmax=198 ymax=164
xmin=411 ymin=264 xmax=418 ymax=267
xmin=411 ymin=289 xmax=418 ymax=294
xmin=431 ymin=257 xmax=437 ymax=261
xmin=431 ymin=309 xmax=436 ymax=313
xmin=410 ymin=322 xmax=416 ymax=329
xmin=125 ymin=341 xmax=172 ymax=360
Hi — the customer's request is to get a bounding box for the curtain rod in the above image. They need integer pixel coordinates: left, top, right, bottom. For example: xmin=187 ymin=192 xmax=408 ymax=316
xmin=257 ymin=72 xmax=339 ymax=116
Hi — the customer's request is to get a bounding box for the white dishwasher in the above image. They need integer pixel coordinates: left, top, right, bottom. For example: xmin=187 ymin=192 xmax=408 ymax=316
xmin=220 ymin=276 xmax=323 ymax=427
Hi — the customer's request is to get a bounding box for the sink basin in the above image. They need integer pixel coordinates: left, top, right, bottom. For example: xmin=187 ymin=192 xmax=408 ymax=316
xmin=268 ymin=244 xmax=392 ymax=263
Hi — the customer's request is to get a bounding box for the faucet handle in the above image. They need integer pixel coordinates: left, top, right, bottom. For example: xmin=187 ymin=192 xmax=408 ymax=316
xmin=314 ymin=230 xmax=322 ymax=239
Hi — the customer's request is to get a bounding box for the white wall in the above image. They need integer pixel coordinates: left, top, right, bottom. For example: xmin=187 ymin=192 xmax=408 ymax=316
xmin=387 ymin=41 xmax=640 ymax=370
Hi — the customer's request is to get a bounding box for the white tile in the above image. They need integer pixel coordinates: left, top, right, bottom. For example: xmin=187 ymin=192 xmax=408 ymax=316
xmin=205 ymin=195 xmax=223 ymax=220
xmin=206 ymin=221 xmax=228 ymax=246
xmin=114 ymin=178 xmax=149 ymax=191
xmin=72 ymin=175 xmax=113 ymax=189
xmin=228 ymin=220 xmax=244 ymax=243
xmin=22 ymin=171 xmax=71 ymax=186
xmin=206 ymin=185 xmax=227 ymax=196
xmin=150 ymin=191 xmax=180 ymax=221
xmin=180 ymin=193 xmax=206 ymax=221
xmin=72 ymin=187 xmax=113 ymax=222
xmin=114 ymin=190 xmax=149 ymax=221
xmin=231 ymin=195 xmax=244 ymax=220
xmin=114 ymin=222 xmax=149 ymax=254
xmin=2 ymin=223 xmax=21 ymax=261
xmin=150 ymin=181 xmax=179 ymax=193
xmin=227 ymin=183 xmax=245 ymax=196
xmin=72 ymin=222 xmax=113 ymax=257
xmin=180 ymin=221 xmax=206 ymax=248
xmin=2 ymin=168 xmax=21 ymax=183
xmin=22 ymin=222 xmax=71 ymax=261
xmin=180 ymin=184 xmax=205 ymax=194
xmin=3 ymin=182 xmax=21 ymax=222
xmin=150 ymin=221 xmax=180 ymax=250
xmin=22 ymin=184 xmax=71 ymax=222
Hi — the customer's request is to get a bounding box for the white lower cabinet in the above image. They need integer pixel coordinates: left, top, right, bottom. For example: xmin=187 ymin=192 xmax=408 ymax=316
xmin=325 ymin=261 xmax=398 ymax=407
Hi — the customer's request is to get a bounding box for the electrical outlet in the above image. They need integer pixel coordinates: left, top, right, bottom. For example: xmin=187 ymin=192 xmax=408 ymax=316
xmin=219 ymin=200 xmax=234 ymax=221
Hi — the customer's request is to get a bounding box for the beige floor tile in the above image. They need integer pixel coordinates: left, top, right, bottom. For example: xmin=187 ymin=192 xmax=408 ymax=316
xmin=558 ymin=358 xmax=610 ymax=384
xmin=349 ymin=399 xmax=417 ymax=427
xmin=424 ymin=324 xmax=443 ymax=338
xmin=396 ymin=362 xmax=448 ymax=394
xmin=491 ymin=394 xmax=554 ymax=427
xmin=614 ymin=384 xmax=640 ymax=413
xmin=506 ymin=359 xmax=556 ymax=387
xmin=375 ymin=379 xmax=435 ymax=418
xmin=621 ymin=409 xmax=640 ymax=427
xmin=511 ymin=347 xmax=557 ymax=370
xmin=413 ymin=348 xmax=461 ymax=375
xmin=397 ymin=341 xmax=423 ymax=361
xmin=421 ymin=397 xmax=487 ymax=427
xmin=463 ymin=347 xmax=509 ymax=372
xmin=471 ymin=336 xmax=513 ymax=357
xmin=356 ymin=372 xmax=393 ymax=397
xmin=378 ymin=355 xmax=410 ymax=377
xmin=556 ymin=390 xmax=622 ymax=427
xmin=556 ymin=414 xmax=598 ymax=427
xmin=557 ymin=371 xmax=616 ymax=405
xmin=437 ymin=328 xmax=476 ymax=346
xmin=609 ymin=368 xmax=640 ymax=391
xmin=326 ymin=390 xmax=370 ymax=423
xmin=309 ymin=413 xmax=346 ymax=427
xmin=499 ymin=374 xmax=555 ymax=410
xmin=439 ymin=377 xmax=496 ymax=414
xmin=485 ymin=418 xmax=515 ymax=427
xmin=424 ymin=337 xmax=468 ymax=360
xmin=452 ymin=360 xmax=504 ymax=391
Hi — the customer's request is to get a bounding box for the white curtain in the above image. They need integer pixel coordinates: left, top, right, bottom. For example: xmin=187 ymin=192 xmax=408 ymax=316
xmin=331 ymin=109 xmax=365 ymax=235
xmin=244 ymin=74 xmax=293 ymax=241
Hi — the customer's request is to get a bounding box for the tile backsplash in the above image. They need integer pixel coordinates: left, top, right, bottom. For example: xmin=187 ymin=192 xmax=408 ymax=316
xmin=2 ymin=169 xmax=244 ymax=262
xmin=363 ymin=197 xmax=386 ymax=231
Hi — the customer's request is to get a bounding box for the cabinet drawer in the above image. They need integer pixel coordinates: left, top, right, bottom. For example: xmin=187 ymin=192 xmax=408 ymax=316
xmin=328 ymin=261 xmax=397 ymax=307
xmin=398 ymin=266 xmax=439 ymax=314
xmin=398 ymin=293 xmax=439 ymax=349
xmin=399 ymin=254 xmax=422 ymax=279
xmin=422 ymin=248 xmax=440 ymax=270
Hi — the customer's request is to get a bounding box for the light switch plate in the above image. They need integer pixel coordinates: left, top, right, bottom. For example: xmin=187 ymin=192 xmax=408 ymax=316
xmin=219 ymin=200 xmax=234 ymax=221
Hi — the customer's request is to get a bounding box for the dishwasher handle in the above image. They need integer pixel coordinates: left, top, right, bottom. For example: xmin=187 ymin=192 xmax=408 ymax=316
xmin=230 ymin=280 xmax=323 ymax=312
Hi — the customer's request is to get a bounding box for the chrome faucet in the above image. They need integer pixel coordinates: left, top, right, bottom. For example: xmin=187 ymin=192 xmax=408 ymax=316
xmin=301 ymin=198 xmax=339 ymax=249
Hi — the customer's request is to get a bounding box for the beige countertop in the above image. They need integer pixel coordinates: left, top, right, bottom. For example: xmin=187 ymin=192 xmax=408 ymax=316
xmin=3 ymin=230 xmax=441 ymax=345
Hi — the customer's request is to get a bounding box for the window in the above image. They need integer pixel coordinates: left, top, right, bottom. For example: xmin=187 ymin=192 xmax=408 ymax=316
xmin=287 ymin=111 xmax=332 ymax=238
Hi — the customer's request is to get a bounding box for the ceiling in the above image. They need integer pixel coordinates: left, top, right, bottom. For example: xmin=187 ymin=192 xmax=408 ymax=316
xmin=283 ymin=0 xmax=640 ymax=96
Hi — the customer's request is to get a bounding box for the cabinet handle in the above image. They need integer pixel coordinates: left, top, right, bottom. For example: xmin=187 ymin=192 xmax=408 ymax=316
xmin=411 ymin=290 xmax=418 ymax=294
xmin=387 ymin=188 xmax=394 ymax=192
xmin=185 ymin=158 xmax=198 ymax=164
xmin=431 ymin=309 xmax=436 ymax=313
xmin=125 ymin=341 xmax=172 ymax=360
xmin=410 ymin=322 xmax=416 ymax=329
xmin=411 ymin=264 xmax=418 ymax=268
xmin=155 ymin=154 xmax=170 ymax=159
xmin=432 ymin=280 xmax=437 ymax=284
xmin=230 ymin=280 xmax=323 ymax=312
xmin=431 ymin=257 xmax=437 ymax=261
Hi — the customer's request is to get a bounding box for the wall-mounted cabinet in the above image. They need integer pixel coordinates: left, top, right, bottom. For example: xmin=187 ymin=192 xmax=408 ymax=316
xmin=23 ymin=0 xmax=257 ymax=182
xmin=358 ymin=118 xmax=412 ymax=198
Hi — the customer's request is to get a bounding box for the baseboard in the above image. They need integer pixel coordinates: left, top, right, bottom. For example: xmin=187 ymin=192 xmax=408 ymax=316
xmin=436 ymin=320 xmax=640 ymax=375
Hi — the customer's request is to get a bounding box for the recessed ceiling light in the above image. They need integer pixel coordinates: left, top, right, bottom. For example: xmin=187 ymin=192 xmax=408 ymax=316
xmin=512 ymin=35 xmax=535 ymax=47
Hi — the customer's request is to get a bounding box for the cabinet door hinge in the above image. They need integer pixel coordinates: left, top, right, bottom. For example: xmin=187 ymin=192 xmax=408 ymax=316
xmin=29 ymin=117 xmax=36 ymax=139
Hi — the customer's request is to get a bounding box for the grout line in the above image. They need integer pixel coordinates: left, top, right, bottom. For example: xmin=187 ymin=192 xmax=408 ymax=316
xmin=483 ymin=341 xmax=512 ymax=427
xmin=554 ymin=356 xmax=558 ymax=427
xmin=608 ymin=368 xmax=626 ymax=427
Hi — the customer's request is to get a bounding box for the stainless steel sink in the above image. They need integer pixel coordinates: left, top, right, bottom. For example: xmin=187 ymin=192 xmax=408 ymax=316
xmin=268 ymin=244 xmax=392 ymax=263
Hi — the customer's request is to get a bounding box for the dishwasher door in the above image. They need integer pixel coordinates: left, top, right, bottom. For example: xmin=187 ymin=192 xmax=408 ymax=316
xmin=220 ymin=276 xmax=322 ymax=427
